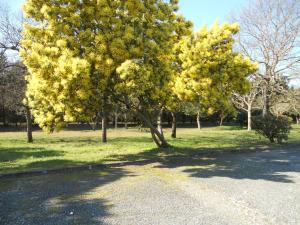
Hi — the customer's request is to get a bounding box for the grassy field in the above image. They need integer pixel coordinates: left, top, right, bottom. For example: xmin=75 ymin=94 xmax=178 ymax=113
xmin=0 ymin=125 xmax=299 ymax=175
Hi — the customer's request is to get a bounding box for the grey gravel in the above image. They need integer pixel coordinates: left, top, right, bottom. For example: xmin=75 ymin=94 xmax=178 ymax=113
xmin=0 ymin=148 xmax=299 ymax=225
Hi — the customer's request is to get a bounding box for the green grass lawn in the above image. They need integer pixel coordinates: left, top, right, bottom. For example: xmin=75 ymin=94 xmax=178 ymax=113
xmin=1 ymin=125 xmax=300 ymax=175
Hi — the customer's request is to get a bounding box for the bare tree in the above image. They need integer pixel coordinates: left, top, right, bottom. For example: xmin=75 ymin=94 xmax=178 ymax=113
xmin=271 ymin=87 xmax=300 ymax=122
xmin=0 ymin=59 xmax=26 ymax=124
xmin=232 ymin=0 xmax=300 ymax=116
xmin=0 ymin=6 xmax=23 ymax=54
xmin=232 ymin=76 xmax=262 ymax=130
xmin=0 ymin=6 xmax=33 ymax=142
xmin=0 ymin=51 xmax=8 ymax=126
xmin=270 ymin=101 xmax=290 ymax=117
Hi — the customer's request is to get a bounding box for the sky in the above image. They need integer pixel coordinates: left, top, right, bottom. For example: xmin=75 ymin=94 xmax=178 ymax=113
xmin=178 ymin=0 xmax=247 ymax=30
xmin=2 ymin=0 xmax=248 ymax=30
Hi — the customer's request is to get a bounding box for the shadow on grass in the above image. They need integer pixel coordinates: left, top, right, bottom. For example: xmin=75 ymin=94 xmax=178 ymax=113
xmin=170 ymin=135 xmax=267 ymax=147
xmin=103 ymin=134 xmax=274 ymax=163
xmin=36 ymin=137 xmax=99 ymax=144
xmin=36 ymin=136 xmax=153 ymax=145
xmin=0 ymin=147 xmax=64 ymax=163
xmin=9 ymin=159 xmax=87 ymax=174
xmin=0 ymin=165 xmax=132 ymax=225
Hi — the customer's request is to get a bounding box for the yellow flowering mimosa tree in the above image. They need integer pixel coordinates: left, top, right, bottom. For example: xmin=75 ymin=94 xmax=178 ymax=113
xmin=21 ymin=0 xmax=180 ymax=146
xmin=174 ymin=23 xmax=257 ymax=124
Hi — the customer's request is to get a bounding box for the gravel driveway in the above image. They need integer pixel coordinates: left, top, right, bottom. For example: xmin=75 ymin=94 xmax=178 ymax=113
xmin=0 ymin=148 xmax=299 ymax=225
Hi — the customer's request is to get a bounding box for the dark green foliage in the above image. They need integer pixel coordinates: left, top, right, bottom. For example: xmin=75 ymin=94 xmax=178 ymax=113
xmin=252 ymin=115 xmax=292 ymax=143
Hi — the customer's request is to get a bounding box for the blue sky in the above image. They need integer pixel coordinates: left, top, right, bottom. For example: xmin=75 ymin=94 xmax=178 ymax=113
xmin=3 ymin=0 xmax=248 ymax=30
xmin=178 ymin=0 xmax=247 ymax=29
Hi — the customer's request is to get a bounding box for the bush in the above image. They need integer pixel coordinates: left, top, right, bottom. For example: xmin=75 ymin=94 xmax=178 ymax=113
xmin=252 ymin=114 xmax=292 ymax=144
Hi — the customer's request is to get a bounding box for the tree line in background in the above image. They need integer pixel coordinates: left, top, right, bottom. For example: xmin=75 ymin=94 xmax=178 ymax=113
xmin=0 ymin=0 xmax=299 ymax=147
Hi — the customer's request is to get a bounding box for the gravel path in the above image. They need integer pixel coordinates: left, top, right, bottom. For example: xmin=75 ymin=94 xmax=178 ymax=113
xmin=0 ymin=149 xmax=299 ymax=225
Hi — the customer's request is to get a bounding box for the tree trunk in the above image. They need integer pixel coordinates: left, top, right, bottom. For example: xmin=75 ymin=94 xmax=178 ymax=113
xmin=1 ymin=93 xmax=7 ymax=126
xmin=196 ymin=111 xmax=201 ymax=129
xmin=149 ymin=127 xmax=161 ymax=147
xmin=296 ymin=115 xmax=300 ymax=125
xmin=247 ymin=105 xmax=252 ymax=131
xmin=152 ymin=127 xmax=169 ymax=148
xmin=25 ymin=106 xmax=33 ymax=143
xmin=262 ymin=82 xmax=270 ymax=117
xmin=87 ymin=122 xmax=95 ymax=131
xmin=114 ymin=112 xmax=118 ymax=129
xmin=89 ymin=116 xmax=98 ymax=131
xmin=171 ymin=112 xmax=177 ymax=138
xmin=2 ymin=106 xmax=7 ymax=126
xmin=101 ymin=96 xmax=108 ymax=142
xmin=157 ymin=109 xmax=163 ymax=135
xmin=219 ymin=116 xmax=224 ymax=126
xmin=124 ymin=113 xmax=128 ymax=129
xmin=137 ymin=110 xmax=169 ymax=148
xmin=92 ymin=122 xmax=97 ymax=131
xmin=101 ymin=115 xmax=107 ymax=143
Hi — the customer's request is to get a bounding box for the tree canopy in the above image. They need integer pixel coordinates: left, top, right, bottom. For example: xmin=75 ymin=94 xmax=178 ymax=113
xmin=21 ymin=1 xmax=257 ymax=147
xmin=21 ymin=0 xmax=180 ymax=134
xmin=174 ymin=23 xmax=257 ymax=112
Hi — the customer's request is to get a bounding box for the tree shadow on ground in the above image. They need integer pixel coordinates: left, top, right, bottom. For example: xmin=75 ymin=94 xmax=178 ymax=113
xmin=109 ymin=136 xmax=153 ymax=143
xmin=106 ymin=145 xmax=300 ymax=184
xmin=0 ymin=164 xmax=133 ymax=225
xmin=0 ymin=147 xmax=63 ymax=163
xmin=36 ymin=137 xmax=99 ymax=144
xmin=6 ymin=159 xmax=86 ymax=174
xmin=158 ymin=149 xmax=300 ymax=183
xmin=104 ymin=141 xmax=271 ymax=162
xmin=36 ymin=136 xmax=153 ymax=145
